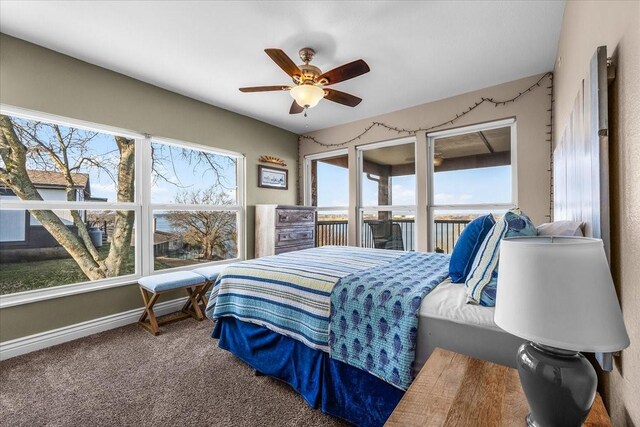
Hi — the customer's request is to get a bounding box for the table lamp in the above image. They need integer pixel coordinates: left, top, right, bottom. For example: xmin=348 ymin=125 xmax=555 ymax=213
xmin=494 ymin=236 xmax=630 ymax=427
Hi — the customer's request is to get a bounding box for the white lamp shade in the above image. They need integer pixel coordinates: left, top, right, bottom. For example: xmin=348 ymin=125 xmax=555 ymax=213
xmin=494 ymin=237 xmax=630 ymax=352
xmin=290 ymin=84 xmax=325 ymax=108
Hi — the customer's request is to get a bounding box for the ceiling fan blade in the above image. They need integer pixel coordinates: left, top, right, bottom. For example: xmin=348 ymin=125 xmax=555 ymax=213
xmin=239 ymin=85 xmax=289 ymax=92
xmin=317 ymin=59 xmax=370 ymax=85
xmin=324 ymin=89 xmax=362 ymax=107
xmin=289 ymin=101 xmax=304 ymax=114
xmin=265 ymin=49 xmax=302 ymax=78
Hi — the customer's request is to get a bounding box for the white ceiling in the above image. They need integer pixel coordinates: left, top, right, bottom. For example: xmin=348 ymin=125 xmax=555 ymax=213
xmin=0 ymin=1 xmax=565 ymax=134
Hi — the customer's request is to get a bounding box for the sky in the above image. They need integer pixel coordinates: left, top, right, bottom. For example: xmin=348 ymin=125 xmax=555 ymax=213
xmin=149 ymin=142 xmax=237 ymax=204
xmin=86 ymin=139 xmax=238 ymax=204
xmin=18 ymin=121 xmax=238 ymax=205
xmin=61 ymin=133 xmax=509 ymax=210
xmin=316 ymin=161 xmax=512 ymax=209
xmin=15 ymin=116 xmax=509 ymax=211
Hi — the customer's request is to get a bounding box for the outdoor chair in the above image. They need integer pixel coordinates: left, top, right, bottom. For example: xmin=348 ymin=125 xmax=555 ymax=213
xmin=367 ymin=220 xmax=405 ymax=251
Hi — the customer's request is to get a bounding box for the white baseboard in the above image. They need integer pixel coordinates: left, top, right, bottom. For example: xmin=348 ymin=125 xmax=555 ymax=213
xmin=0 ymin=297 xmax=190 ymax=361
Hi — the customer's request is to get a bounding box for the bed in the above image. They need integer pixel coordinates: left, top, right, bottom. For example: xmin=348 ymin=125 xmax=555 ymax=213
xmin=205 ymin=245 xmax=523 ymax=426
xmin=416 ymin=279 xmax=524 ymax=372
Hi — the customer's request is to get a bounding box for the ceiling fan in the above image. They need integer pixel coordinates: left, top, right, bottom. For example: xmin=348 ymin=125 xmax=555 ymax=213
xmin=239 ymin=47 xmax=370 ymax=115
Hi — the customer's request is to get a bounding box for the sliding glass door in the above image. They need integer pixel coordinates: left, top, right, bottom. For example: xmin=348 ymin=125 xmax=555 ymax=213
xmin=304 ymin=149 xmax=349 ymax=246
xmin=357 ymin=137 xmax=416 ymax=251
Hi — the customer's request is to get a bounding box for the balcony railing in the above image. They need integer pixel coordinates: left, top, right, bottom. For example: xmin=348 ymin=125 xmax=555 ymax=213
xmin=315 ymin=220 xmax=349 ymax=247
xmin=433 ymin=219 xmax=471 ymax=253
xmin=316 ymin=218 xmax=471 ymax=253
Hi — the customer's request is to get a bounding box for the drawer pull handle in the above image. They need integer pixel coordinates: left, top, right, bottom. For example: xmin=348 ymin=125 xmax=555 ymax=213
xmin=279 ymin=232 xmax=312 ymax=242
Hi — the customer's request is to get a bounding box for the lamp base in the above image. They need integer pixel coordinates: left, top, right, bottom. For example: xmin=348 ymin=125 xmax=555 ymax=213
xmin=525 ymin=412 xmax=544 ymax=427
xmin=517 ymin=342 xmax=597 ymax=427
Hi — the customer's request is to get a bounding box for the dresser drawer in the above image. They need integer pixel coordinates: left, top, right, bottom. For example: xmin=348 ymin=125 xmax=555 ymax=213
xmin=255 ymin=204 xmax=317 ymax=258
xmin=275 ymin=242 xmax=315 ymax=255
xmin=276 ymin=209 xmax=315 ymax=227
xmin=275 ymin=227 xmax=315 ymax=247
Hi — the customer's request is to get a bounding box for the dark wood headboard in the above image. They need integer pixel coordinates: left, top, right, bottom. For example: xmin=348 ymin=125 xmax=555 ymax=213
xmin=553 ymin=46 xmax=612 ymax=370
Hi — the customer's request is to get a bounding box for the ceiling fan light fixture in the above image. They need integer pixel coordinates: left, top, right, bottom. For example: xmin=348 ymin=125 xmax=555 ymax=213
xmin=240 ymin=48 xmax=369 ymax=115
xmin=290 ymin=84 xmax=325 ymax=108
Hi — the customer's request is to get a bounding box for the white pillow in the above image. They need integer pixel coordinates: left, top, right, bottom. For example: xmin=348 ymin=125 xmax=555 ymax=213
xmin=536 ymin=220 xmax=584 ymax=236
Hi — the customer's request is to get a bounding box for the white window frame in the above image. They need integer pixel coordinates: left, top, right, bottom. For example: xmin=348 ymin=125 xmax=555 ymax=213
xmin=147 ymin=136 xmax=245 ymax=274
xmin=0 ymin=105 xmax=245 ymax=308
xmin=304 ymin=149 xmax=349 ymax=246
xmin=426 ymin=118 xmax=517 ymax=251
xmin=356 ymin=136 xmax=417 ymax=248
xmin=304 ymin=148 xmax=349 ymax=211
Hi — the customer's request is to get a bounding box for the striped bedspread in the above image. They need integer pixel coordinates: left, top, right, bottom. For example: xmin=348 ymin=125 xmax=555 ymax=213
xmin=205 ymin=246 xmax=404 ymax=351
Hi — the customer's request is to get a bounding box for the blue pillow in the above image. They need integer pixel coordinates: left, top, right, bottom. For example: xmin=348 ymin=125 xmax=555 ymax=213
xmin=465 ymin=208 xmax=537 ymax=306
xmin=504 ymin=210 xmax=537 ymax=238
xmin=449 ymin=214 xmax=495 ymax=283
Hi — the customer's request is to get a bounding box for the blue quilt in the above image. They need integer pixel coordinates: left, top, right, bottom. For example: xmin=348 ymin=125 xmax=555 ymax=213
xmin=329 ymin=251 xmax=451 ymax=390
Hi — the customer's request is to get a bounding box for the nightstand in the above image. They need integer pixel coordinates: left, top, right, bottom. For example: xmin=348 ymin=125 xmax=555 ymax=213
xmin=385 ymin=348 xmax=611 ymax=427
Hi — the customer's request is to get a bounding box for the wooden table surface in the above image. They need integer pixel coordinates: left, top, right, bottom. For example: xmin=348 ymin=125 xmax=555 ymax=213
xmin=385 ymin=348 xmax=612 ymax=427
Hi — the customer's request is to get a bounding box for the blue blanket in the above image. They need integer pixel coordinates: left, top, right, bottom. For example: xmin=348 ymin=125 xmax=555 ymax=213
xmin=329 ymin=251 xmax=451 ymax=390
xmin=213 ymin=317 xmax=404 ymax=427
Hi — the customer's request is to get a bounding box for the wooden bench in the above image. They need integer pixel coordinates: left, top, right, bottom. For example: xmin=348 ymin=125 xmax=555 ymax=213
xmin=137 ymin=266 xmax=227 ymax=335
xmin=138 ymin=271 xmax=207 ymax=335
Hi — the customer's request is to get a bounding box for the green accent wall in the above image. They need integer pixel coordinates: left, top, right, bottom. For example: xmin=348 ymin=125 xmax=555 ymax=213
xmin=0 ymin=34 xmax=299 ymax=342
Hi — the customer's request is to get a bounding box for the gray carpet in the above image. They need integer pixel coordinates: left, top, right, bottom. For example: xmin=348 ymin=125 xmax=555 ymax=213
xmin=0 ymin=318 xmax=349 ymax=426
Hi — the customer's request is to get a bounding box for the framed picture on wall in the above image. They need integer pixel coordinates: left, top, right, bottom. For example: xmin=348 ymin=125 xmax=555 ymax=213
xmin=258 ymin=165 xmax=288 ymax=190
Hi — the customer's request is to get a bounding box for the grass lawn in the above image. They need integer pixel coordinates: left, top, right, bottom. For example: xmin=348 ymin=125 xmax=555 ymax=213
xmin=0 ymin=244 xmax=170 ymax=295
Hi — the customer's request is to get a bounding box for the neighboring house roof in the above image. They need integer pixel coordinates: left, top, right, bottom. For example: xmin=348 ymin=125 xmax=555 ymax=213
xmin=27 ymin=169 xmax=89 ymax=189
xmin=26 ymin=169 xmax=92 ymax=198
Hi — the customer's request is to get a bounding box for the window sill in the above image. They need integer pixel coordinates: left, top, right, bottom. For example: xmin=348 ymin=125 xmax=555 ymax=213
xmin=0 ymin=259 xmax=240 ymax=309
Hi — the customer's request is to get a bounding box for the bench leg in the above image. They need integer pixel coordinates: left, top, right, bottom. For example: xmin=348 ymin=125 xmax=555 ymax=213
xmin=182 ymin=281 xmax=212 ymax=320
xmin=183 ymin=286 xmax=204 ymax=321
xmin=138 ymin=287 xmax=160 ymax=336
xmin=198 ymin=281 xmax=212 ymax=308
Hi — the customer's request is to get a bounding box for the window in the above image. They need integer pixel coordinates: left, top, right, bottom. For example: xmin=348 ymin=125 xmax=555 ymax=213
xmin=305 ymin=150 xmax=349 ymax=247
xmin=0 ymin=209 xmax=137 ymax=294
xmin=427 ymin=119 xmax=516 ymax=252
xmin=0 ymin=108 xmax=244 ymax=303
xmin=150 ymin=139 xmax=241 ymax=270
xmin=357 ymin=137 xmax=416 ymax=251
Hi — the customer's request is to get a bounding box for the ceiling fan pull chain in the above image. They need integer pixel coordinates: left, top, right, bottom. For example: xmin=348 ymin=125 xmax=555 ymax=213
xmin=304 ymin=107 xmax=308 ymax=118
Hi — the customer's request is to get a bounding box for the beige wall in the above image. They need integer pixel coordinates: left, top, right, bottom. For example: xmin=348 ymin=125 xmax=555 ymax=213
xmin=300 ymin=73 xmax=552 ymax=249
xmin=553 ymin=2 xmax=639 ymax=425
xmin=0 ymin=34 xmax=298 ymax=341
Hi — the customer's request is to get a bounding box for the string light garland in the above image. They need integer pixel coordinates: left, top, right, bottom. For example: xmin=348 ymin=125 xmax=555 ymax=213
xmin=547 ymin=73 xmax=554 ymax=220
xmin=299 ymin=72 xmax=553 ymax=148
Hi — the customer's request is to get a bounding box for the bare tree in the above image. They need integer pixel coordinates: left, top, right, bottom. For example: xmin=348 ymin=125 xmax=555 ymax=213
xmin=166 ymin=188 xmax=236 ymax=260
xmin=1 ymin=114 xmax=235 ymax=281
xmin=0 ymin=115 xmax=134 ymax=279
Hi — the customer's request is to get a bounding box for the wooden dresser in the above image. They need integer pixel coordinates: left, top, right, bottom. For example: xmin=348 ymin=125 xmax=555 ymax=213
xmin=255 ymin=205 xmax=316 ymax=258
